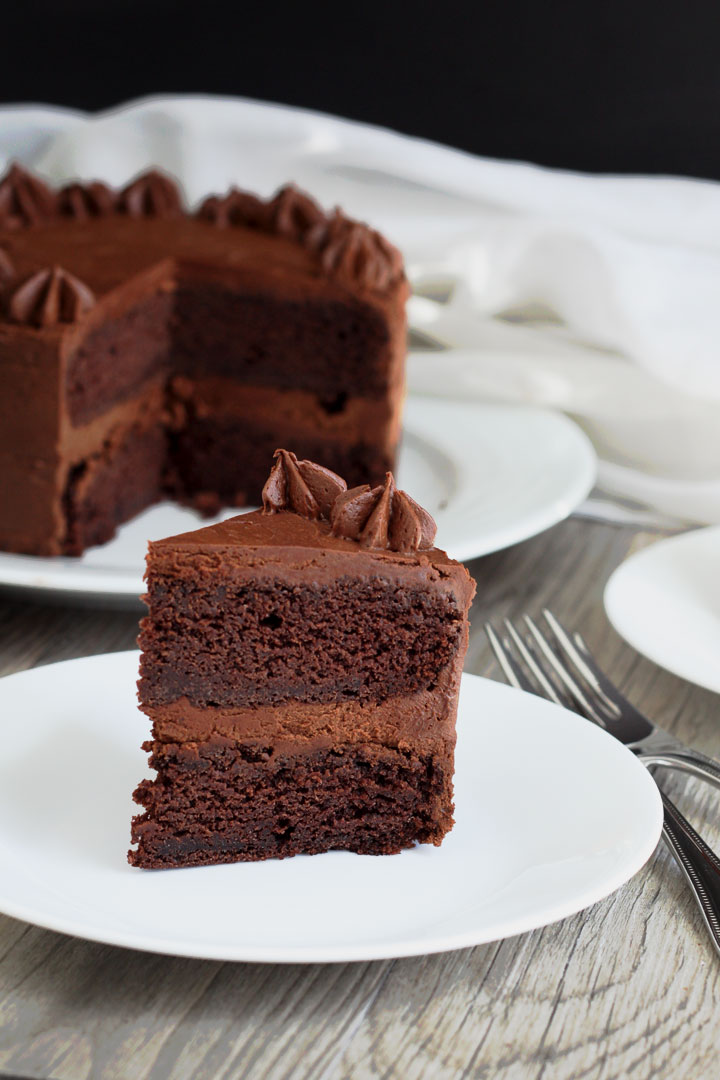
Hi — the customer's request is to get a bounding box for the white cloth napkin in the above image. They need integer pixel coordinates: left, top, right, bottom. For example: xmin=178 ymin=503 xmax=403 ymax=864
xmin=6 ymin=94 xmax=719 ymax=524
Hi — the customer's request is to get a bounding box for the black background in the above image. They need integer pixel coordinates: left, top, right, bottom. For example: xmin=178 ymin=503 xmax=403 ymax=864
xmin=3 ymin=1 xmax=720 ymax=179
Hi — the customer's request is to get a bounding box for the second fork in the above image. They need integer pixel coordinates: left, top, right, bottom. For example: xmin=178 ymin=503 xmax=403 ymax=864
xmin=486 ymin=612 xmax=720 ymax=959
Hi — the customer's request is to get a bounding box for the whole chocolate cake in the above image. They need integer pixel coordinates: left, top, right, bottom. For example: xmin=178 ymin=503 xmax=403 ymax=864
xmin=130 ymin=450 xmax=476 ymax=869
xmin=0 ymin=164 xmax=408 ymax=556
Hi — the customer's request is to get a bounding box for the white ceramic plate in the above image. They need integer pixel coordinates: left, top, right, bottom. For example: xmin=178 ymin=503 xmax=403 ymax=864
xmin=0 ymin=397 xmax=595 ymax=605
xmin=605 ymin=526 xmax=720 ymax=694
xmin=0 ymin=652 xmax=661 ymax=963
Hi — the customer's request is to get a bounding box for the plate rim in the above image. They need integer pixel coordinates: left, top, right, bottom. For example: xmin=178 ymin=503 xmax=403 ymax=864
xmin=0 ymin=654 xmax=661 ymax=963
xmin=0 ymin=398 xmax=596 ymax=602
xmin=604 ymin=524 xmax=720 ymax=694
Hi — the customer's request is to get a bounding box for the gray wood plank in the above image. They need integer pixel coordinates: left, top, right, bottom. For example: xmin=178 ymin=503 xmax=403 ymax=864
xmin=1 ymin=518 xmax=718 ymax=1080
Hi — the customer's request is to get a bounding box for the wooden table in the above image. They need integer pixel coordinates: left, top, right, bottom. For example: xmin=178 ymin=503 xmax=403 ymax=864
xmin=1 ymin=516 xmax=718 ymax=1080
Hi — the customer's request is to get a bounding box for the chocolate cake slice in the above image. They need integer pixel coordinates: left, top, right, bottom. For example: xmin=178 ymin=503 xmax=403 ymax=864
xmin=130 ymin=450 xmax=476 ymax=869
xmin=0 ymin=164 xmax=407 ymax=556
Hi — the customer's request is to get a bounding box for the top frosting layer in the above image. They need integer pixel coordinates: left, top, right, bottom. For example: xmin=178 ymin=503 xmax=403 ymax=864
xmin=148 ymin=451 xmax=471 ymax=600
xmin=0 ymin=163 xmax=405 ymax=299
xmin=260 ymin=450 xmax=436 ymax=554
xmin=197 ymin=186 xmax=404 ymax=292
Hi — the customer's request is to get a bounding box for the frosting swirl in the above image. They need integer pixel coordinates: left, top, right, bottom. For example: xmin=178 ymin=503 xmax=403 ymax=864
xmin=262 ymin=449 xmax=346 ymax=520
xmin=198 ymin=182 xmax=404 ymax=292
xmin=312 ymin=212 xmax=404 ymax=291
xmin=268 ymin=185 xmax=326 ymax=241
xmin=196 ymin=188 xmax=272 ymax=230
xmin=0 ymin=164 xmax=57 ymax=229
xmin=331 ymin=473 xmax=436 ymax=553
xmin=58 ymin=181 xmax=117 ymax=220
xmin=7 ymin=266 xmax=95 ymax=328
xmin=117 ymin=170 xmax=182 ymax=218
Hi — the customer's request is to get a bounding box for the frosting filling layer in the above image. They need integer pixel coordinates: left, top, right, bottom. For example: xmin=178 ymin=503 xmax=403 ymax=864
xmin=144 ymin=687 xmax=459 ymax=752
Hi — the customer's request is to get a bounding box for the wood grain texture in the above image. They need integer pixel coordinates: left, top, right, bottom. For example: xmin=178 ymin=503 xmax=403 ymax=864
xmin=1 ymin=518 xmax=720 ymax=1080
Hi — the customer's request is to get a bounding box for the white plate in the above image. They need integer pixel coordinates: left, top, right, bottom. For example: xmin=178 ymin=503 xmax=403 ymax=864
xmin=0 ymin=397 xmax=595 ymax=604
xmin=0 ymin=652 xmax=661 ymax=963
xmin=605 ymin=526 xmax=720 ymax=694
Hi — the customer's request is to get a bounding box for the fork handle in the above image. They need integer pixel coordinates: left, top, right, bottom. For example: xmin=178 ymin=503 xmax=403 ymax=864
xmin=660 ymin=790 xmax=720 ymax=956
xmin=643 ymin=749 xmax=720 ymax=792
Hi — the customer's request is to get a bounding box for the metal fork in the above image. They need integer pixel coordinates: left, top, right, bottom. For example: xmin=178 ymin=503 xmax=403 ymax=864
xmin=486 ymin=610 xmax=720 ymax=957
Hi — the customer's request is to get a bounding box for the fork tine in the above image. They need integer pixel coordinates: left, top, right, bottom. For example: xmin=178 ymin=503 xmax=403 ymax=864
xmin=485 ymin=623 xmax=536 ymax=695
xmin=541 ymin=611 xmax=622 ymax=719
xmin=523 ymin=615 xmax=609 ymax=727
xmin=503 ymin=619 xmax=568 ymax=707
xmin=571 ymin=630 xmax=634 ymax=716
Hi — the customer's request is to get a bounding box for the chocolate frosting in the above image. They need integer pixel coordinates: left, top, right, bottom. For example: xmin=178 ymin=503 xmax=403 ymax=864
xmin=58 ymin=181 xmax=117 ymax=220
xmin=197 ymin=182 xmax=404 ymax=291
xmin=331 ymin=473 xmax=437 ymax=553
xmin=117 ymin=170 xmax=183 ymax=218
xmin=197 ymin=184 xmax=324 ymax=242
xmin=260 ymin=452 xmax=436 ymax=553
xmin=0 ymin=164 xmax=57 ymax=230
xmin=196 ymin=188 xmax=271 ymax=230
xmin=262 ymin=449 xmax=347 ymax=520
xmin=0 ymin=163 xmax=405 ymax=295
xmin=313 ymin=212 xmax=405 ymax=292
xmin=0 ymin=247 xmax=14 ymax=283
xmin=269 ymin=185 xmax=326 ymax=241
xmin=7 ymin=266 xmax=95 ymax=327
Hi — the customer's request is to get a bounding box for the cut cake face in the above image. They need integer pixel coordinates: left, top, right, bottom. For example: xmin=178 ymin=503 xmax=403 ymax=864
xmin=130 ymin=450 xmax=476 ymax=869
xmin=0 ymin=166 xmax=408 ymax=555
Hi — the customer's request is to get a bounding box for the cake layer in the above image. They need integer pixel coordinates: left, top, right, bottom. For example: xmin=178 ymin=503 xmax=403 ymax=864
xmin=129 ymin=739 xmax=454 ymax=868
xmin=166 ymin=417 xmax=394 ymax=511
xmin=139 ymin=574 xmax=466 ymax=707
xmin=172 ymin=284 xmax=392 ymax=396
xmin=63 ymin=420 xmax=167 ymax=555
xmin=145 ymin=687 xmax=459 ymax=753
xmin=66 ymin=291 xmax=173 ymax=425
